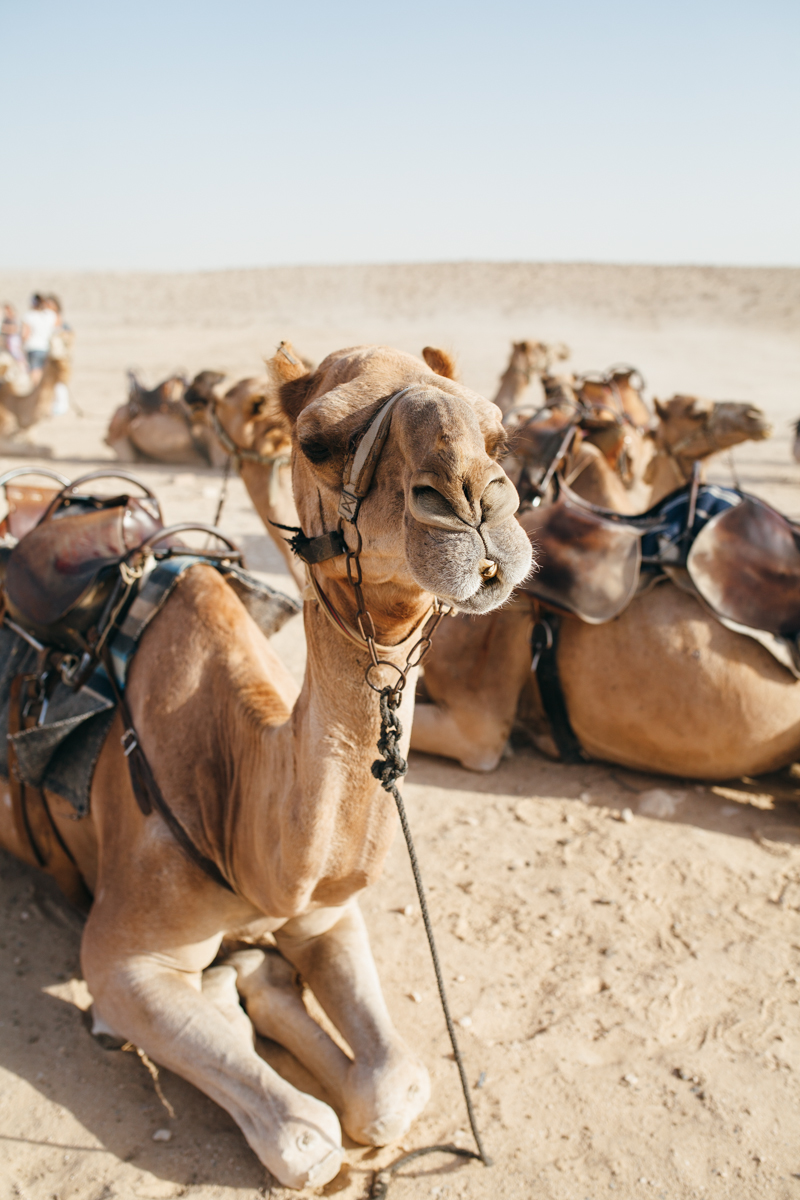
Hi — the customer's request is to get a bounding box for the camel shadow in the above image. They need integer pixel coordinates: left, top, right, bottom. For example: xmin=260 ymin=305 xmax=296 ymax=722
xmin=0 ymin=849 xmax=354 ymax=1193
xmin=407 ymin=743 xmax=800 ymax=848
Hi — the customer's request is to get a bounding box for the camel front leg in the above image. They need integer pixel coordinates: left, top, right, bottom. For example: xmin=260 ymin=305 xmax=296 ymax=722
xmin=81 ymin=934 xmax=342 ymax=1189
xmin=264 ymin=901 xmax=430 ymax=1146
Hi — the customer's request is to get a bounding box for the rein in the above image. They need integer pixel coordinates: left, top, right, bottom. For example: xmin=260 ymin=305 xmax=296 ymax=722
xmin=283 ymin=385 xmax=492 ymax=1182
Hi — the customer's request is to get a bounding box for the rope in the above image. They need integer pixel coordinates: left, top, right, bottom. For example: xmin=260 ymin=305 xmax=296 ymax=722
xmin=370 ymin=685 xmax=492 ymax=1195
xmin=213 ymin=454 xmax=233 ymax=528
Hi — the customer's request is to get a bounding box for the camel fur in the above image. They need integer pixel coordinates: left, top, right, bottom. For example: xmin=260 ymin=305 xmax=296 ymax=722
xmin=0 ymin=345 xmax=531 ymax=1189
xmin=411 ymin=391 xmax=784 ymax=778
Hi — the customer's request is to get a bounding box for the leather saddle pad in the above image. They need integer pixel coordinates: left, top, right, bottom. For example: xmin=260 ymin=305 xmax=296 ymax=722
xmin=4 ymin=497 xmax=163 ymax=634
xmin=0 ymin=484 xmax=61 ymax=542
xmin=687 ymin=495 xmax=800 ymax=636
xmin=518 ymin=488 xmax=642 ymax=623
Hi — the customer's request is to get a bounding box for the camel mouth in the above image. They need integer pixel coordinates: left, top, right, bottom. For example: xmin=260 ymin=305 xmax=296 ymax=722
xmin=452 ymin=571 xmax=518 ymax=614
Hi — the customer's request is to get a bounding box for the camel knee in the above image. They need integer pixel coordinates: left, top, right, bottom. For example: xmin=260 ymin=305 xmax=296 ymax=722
xmin=411 ymin=702 xmax=506 ymax=771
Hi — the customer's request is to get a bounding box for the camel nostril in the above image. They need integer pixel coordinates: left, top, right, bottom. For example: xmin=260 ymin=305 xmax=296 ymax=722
xmin=479 ymin=559 xmax=498 ymax=580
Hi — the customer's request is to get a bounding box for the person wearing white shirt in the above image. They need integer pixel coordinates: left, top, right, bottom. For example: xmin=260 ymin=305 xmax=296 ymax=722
xmin=21 ymin=294 xmax=57 ymax=384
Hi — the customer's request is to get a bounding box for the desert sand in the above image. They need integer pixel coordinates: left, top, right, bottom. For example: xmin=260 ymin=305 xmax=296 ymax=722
xmin=1 ymin=263 xmax=799 ymax=1200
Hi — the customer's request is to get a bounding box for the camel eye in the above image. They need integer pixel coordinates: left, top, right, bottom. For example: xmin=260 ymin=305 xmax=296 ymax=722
xmin=300 ymin=437 xmax=332 ymax=464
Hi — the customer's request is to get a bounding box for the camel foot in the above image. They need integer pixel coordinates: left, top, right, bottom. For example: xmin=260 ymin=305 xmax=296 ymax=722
xmin=228 ymin=948 xmax=429 ymax=1147
xmin=342 ymin=1053 xmax=430 ymax=1146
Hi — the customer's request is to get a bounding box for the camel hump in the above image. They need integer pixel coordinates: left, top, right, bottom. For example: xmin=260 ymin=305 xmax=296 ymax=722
xmin=421 ymin=346 xmax=458 ymax=380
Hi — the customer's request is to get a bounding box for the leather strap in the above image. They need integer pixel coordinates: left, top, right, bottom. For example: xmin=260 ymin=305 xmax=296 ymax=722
xmin=7 ymin=668 xmax=92 ymax=908
xmin=338 ymin=388 xmax=412 ymax=522
xmin=102 ymin=649 xmax=234 ymax=893
xmin=531 ymin=616 xmax=585 ymax=765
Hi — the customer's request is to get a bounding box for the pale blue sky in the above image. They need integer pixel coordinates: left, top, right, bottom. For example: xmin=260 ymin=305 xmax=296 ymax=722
xmin=1 ymin=0 xmax=797 ymax=269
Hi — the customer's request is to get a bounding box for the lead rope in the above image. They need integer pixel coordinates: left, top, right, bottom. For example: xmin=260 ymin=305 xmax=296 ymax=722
xmin=329 ymin=514 xmax=492 ymax=1193
xmin=369 ymin=686 xmax=492 ymax=1198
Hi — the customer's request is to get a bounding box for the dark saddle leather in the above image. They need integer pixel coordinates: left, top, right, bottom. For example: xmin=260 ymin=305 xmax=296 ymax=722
xmin=520 ymin=477 xmax=800 ymax=650
xmin=3 ymin=471 xmax=165 ymax=653
xmin=687 ymin=495 xmax=800 ymax=636
xmin=518 ymin=486 xmax=642 ymax=623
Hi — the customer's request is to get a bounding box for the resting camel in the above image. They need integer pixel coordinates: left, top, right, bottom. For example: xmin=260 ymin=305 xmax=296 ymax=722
xmin=0 ymin=330 xmax=74 ymax=436
xmin=412 ymin=390 xmax=785 ymax=779
xmin=0 ymin=344 xmax=531 ymax=1188
xmin=105 ymin=372 xmax=226 ymax=466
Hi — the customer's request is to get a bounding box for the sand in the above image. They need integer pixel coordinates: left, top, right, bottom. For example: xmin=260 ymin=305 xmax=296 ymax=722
xmin=1 ymin=262 xmax=799 ymax=1200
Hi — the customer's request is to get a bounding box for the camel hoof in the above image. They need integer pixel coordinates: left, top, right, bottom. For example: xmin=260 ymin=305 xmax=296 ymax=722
xmin=270 ymin=1117 xmax=343 ymax=1190
xmin=342 ymin=1063 xmax=430 ymax=1146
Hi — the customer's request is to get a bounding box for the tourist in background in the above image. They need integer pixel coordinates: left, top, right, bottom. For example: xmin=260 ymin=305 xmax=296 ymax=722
xmin=21 ymin=294 xmax=56 ymax=385
xmin=1 ymin=303 xmax=23 ymax=361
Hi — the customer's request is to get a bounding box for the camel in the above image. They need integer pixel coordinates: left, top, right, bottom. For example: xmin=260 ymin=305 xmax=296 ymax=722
xmin=0 ymin=344 xmax=532 ymax=1188
xmin=411 ymin=390 xmax=785 ymax=779
xmin=492 ymin=339 xmax=570 ymax=419
xmin=0 ymin=329 xmax=74 ymax=436
xmin=105 ymin=371 xmax=227 ymax=466
xmin=201 ymin=366 xmax=304 ymax=587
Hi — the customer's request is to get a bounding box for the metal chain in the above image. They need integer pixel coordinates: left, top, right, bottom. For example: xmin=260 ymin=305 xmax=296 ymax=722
xmin=338 ymin=520 xmax=492 ymax=1192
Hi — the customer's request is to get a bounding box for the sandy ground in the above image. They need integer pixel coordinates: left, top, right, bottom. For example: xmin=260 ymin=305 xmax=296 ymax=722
xmin=1 ymin=263 xmax=800 ymax=1200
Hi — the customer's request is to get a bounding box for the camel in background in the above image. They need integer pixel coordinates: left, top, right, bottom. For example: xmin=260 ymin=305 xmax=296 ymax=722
xmin=202 ymin=367 xmax=304 ymax=586
xmin=0 ymin=330 xmax=74 ymax=437
xmin=105 ymin=371 xmax=227 ymax=466
xmin=492 ymin=339 xmax=570 ymax=419
xmin=412 ymin=388 xmax=784 ymax=779
xmin=0 ymin=344 xmax=532 ymax=1189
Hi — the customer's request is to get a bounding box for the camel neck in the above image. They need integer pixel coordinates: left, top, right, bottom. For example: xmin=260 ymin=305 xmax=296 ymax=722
xmin=236 ymin=583 xmax=429 ymax=916
xmin=493 ymin=364 xmax=531 ymax=416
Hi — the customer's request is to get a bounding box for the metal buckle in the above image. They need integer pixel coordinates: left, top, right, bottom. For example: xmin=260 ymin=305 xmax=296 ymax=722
xmin=121 ymin=728 xmax=138 ymax=757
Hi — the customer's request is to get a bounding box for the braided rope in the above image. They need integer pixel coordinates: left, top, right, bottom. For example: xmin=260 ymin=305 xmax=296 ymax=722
xmin=370 ymin=686 xmax=492 ymax=1194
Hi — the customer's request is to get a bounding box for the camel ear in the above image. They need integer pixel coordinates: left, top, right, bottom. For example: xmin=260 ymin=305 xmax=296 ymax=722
xmin=422 ymin=346 xmax=458 ymax=380
xmin=267 ymin=341 xmax=309 ymax=384
xmin=654 ymin=397 xmax=668 ymax=420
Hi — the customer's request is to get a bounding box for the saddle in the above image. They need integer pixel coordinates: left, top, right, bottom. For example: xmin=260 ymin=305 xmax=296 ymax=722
xmin=520 ymin=477 xmax=800 ymax=669
xmin=3 ymin=470 xmax=166 ymax=658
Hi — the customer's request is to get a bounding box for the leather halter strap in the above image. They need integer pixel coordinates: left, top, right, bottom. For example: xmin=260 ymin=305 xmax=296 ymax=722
xmin=338 ymin=388 xmax=411 ymax=522
xmin=304 ymin=560 xmax=441 ymax=657
xmin=283 ymin=387 xmax=413 ymax=566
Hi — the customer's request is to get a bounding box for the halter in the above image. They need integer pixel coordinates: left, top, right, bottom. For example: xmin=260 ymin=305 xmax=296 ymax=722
xmin=281 ymin=385 xmax=451 ymax=690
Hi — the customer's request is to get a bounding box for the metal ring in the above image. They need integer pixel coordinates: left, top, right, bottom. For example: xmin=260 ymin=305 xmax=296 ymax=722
xmin=365 ymin=660 xmax=407 ymax=694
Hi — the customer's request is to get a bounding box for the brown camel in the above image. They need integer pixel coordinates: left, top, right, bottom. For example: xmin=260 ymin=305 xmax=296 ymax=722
xmin=0 ymin=344 xmax=531 ymax=1188
xmin=492 ymin=339 xmax=570 ymax=419
xmin=105 ymin=371 xmax=227 ymax=466
xmin=412 ymin=392 xmax=781 ymax=778
xmin=0 ymin=329 xmax=74 ymax=436
xmin=206 ymin=365 xmax=305 ymax=587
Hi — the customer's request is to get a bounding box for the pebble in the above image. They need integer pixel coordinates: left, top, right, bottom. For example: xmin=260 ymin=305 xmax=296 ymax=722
xmin=622 ymin=1073 xmax=639 ymax=1086
xmin=152 ymin=1128 xmax=172 ymax=1142
xmin=621 ymin=807 xmax=634 ymax=823
xmin=403 ymin=904 xmax=414 ymax=917
xmin=458 ymin=1016 xmax=473 ymax=1028
xmin=409 ymin=991 xmax=422 ymax=1003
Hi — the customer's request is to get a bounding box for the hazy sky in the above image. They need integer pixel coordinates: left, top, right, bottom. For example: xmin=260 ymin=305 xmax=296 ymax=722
xmin=2 ymin=0 xmax=797 ymax=270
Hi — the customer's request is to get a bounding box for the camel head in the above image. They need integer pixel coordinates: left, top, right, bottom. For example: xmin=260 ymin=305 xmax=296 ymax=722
xmin=278 ymin=344 xmax=533 ymax=616
xmin=213 ymin=375 xmax=293 ymax=461
xmin=509 ymin=340 xmax=570 ymax=382
xmin=654 ymin=394 xmax=772 ymax=461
